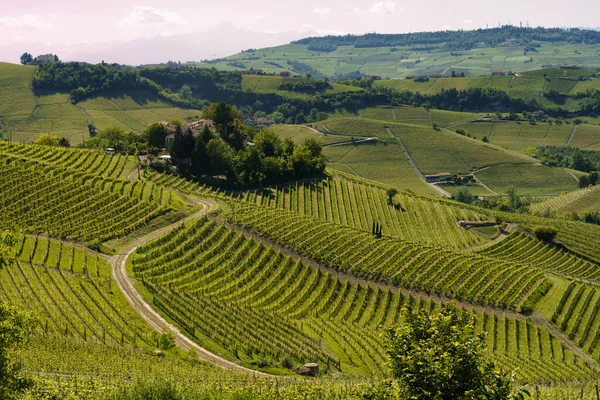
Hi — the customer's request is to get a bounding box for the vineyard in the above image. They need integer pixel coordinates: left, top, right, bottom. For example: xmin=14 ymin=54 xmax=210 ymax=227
xmin=0 ymin=156 xmax=168 ymax=242
xmin=531 ymin=185 xmax=600 ymax=215
xmin=0 ymin=51 xmax=600 ymax=400
xmin=240 ymin=178 xmax=489 ymax=249
xmin=131 ymin=216 xmax=593 ymax=381
xmin=226 ymin=201 xmax=548 ymax=311
xmin=476 ymin=232 xmax=600 ymax=282
xmin=549 ymin=282 xmax=600 ymax=360
xmin=0 ymin=235 xmax=151 ymax=345
xmin=0 ymin=140 xmax=136 ymax=180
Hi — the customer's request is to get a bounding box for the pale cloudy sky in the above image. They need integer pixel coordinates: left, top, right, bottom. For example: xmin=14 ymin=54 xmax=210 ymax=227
xmin=1 ymin=0 xmax=599 ymax=48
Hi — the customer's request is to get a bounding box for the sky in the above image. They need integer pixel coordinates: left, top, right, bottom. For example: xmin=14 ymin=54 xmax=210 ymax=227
xmin=1 ymin=0 xmax=600 ymax=61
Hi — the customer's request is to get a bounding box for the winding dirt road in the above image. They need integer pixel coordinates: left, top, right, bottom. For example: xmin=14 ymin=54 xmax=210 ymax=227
xmin=110 ymin=198 xmax=268 ymax=375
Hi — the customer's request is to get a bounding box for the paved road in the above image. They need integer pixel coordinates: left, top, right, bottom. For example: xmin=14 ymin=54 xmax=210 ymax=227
xmin=110 ymin=198 xmax=268 ymax=375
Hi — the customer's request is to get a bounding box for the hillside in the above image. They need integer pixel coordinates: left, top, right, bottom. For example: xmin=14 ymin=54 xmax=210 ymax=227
xmin=0 ymin=63 xmax=201 ymax=144
xmin=194 ymin=27 xmax=600 ymax=79
xmin=4 ymin=42 xmax=600 ymax=398
xmin=0 ymin=135 xmax=599 ymax=397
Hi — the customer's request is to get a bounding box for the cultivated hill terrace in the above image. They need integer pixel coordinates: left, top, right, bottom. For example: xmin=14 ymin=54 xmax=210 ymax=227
xmin=2 ymin=26 xmax=600 ymax=397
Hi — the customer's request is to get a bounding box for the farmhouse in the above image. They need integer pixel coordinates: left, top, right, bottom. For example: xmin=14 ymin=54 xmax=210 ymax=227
xmin=163 ymin=119 xmax=216 ymax=149
xmin=492 ymin=70 xmax=509 ymax=76
xmin=425 ymin=172 xmax=452 ymax=183
xmin=36 ymin=54 xmax=55 ymax=63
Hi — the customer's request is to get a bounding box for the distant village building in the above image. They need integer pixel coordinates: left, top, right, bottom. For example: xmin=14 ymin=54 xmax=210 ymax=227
xmin=491 ymin=70 xmax=509 ymax=76
xmin=280 ymin=71 xmax=291 ymax=77
xmin=36 ymin=54 xmax=55 ymax=63
xmin=425 ymin=173 xmax=452 ymax=183
xmin=162 ymin=119 xmax=216 ymax=150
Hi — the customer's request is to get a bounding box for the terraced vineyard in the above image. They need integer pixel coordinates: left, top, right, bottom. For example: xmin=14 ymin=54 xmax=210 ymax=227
xmin=131 ymin=217 xmax=593 ymax=380
xmin=241 ymin=179 xmax=489 ymax=249
xmin=0 ymin=140 xmax=136 ymax=180
xmin=227 ymin=202 xmax=548 ymax=311
xmin=0 ymin=235 xmax=150 ymax=345
xmin=476 ymin=232 xmax=600 ymax=282
xmin=531 ymin=185 xmax=600 ymax=215
xmin=0 ymin=156 xmax=167 ymax=241
xmin=550 ymin=282 xmax=600 ymax=360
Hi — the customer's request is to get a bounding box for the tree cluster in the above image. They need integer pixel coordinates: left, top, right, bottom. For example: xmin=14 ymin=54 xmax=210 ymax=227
xmin=170 ymin=102 xmax=326 ymax=187
xmin=294 ymin=26 xmax=600 ymax=51
xmin=278 ymin=78 xmax=332 ymax=93
xmin=535 ymin=146 xmax=600 ymax=172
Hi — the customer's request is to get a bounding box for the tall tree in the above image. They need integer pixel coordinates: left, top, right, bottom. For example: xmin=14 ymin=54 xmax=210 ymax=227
xmin=144 ymin=123 xmax=169 ymax=150
xmin=385 ymin=303 xmax=523 ymax=400
xmin=19 ymin=53 xmax=33 ymax=65
xmin=0 ymin=233 xmax=34 ymax=399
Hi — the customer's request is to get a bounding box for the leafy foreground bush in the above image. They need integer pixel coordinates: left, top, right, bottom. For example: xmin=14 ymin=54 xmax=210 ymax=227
xmin=362 ymin=303 xmax=529 ymax=400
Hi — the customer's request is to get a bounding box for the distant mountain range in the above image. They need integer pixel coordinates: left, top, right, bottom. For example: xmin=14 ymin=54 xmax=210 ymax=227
xmin=0 ymin=22 xmax=317 ymax=65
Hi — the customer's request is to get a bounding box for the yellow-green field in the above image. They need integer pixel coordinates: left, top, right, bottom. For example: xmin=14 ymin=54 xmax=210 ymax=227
xmin=241 ymin=75 xmax=362 ymax=99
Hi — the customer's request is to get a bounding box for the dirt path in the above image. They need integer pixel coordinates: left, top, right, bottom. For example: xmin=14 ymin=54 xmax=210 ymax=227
xmin=385 ymin=127 xmax=451 ymax=197
xmin=471 ymin=173 xmax=498 ymax=195
xmin=566 ymin=124 xmax=577 ymax=145
xmin=109 ymin=199 xmax=268 ymax=375
xmin=216 ymin=217 xmax=526 ymax=320
xmin=391 ymin=108 xmax=396 ymax=121
xmin=76 ymin=105 xmax=92 ymax=125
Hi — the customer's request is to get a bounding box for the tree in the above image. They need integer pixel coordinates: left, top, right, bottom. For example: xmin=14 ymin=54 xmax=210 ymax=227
xmin=385 ymin=303 xmax=522 ymax=400
xmin=192 ymin=125 xmax=215 ymax=176
xmin=144 ymin=123 xmax=169 ymax=149
xmin=386 ymin=188 xmax=398 ymax=205
xmin=206 ymin=138 xmax=235 ymax=178
xmin=506 ymin=186 xmax=522 ymax=211
xmin=170 ymin=126 xmax=195 ymax=173
xmin=0 ymin=233 xmax=35 ymax=399
xmin=202 ymin=102 xmax=241 ymax=135
xmin=177 ymin=85 xmax=193 ymax=101
xmin=58 ymin=137 xmax=70 ymax=147
xmin=452 ymin=186 xmax=474 ymax=204
xmin=88 ymin=123 xmax=97 ymax=137
xmin=533 ymin=226 xmax=557 ymax=242
xmin=19 ymin=53 xmax=33 ymax=65
xmin=34 ymin=133 xmax=59 ymax=146
xmin=254 ymin=130 xmax=283 ymax=158
xmin=98 ymin=127 xmax=128 ymax=152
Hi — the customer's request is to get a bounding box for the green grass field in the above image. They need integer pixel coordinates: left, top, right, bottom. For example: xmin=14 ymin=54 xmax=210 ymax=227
xmin=0 ymin=62 xmax=36 ymax=117
xmin=388 ymin=124 xmax=528 ymax=174
xmin=569 ymin=124 xmax=600 ymax=150
xmin=323 ymin=141 xmax=435 ymax=193
xmin=0 ymin=63 xmax=201 ymax=143
xmin=269 ymin=124 xmax=342 ymax=145
xmin=475 ymin=164 xmax=579 ymax=196
xmin=195 ymin=41 xmax=600 ymax=80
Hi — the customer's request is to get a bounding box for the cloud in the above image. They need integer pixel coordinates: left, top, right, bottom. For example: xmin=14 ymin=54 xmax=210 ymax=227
xmin=349 ymin=7 xmax=366 ymax=15
xmin=369 ymin=0 xmax=397 ymax=14
xmin=0 ymin=15 xmax=54 ymax=30
xmin=120 ymin=5 xmax=185 ymax=25
xmin=464 ymin=19 xmax=473 ymax=24
xmin=441 ymin=24 xmax=453 ymax=30
xmin=313 ymin=7 xmax=331 ymax=15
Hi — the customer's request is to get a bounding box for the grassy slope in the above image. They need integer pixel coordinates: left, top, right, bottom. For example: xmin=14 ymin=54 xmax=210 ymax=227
xmin=0 ymin=63 xmax=201 ymax=144
xmin=194 ymin=42 xmax=600 ymax=79
xmin=475 ymin=164 xmax=579 ymax=196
